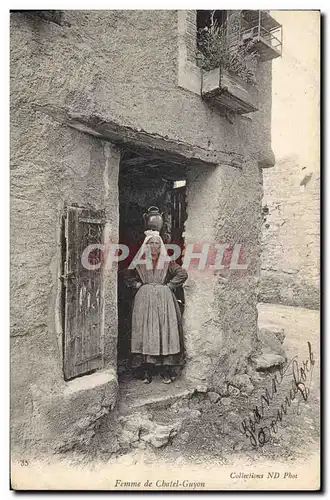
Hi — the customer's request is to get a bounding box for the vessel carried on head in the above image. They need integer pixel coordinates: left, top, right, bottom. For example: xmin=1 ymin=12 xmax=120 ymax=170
xmin=143 ymin=206 xmax=164 ymax=232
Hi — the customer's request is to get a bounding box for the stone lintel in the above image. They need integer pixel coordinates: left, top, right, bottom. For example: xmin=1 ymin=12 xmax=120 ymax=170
xmin=35 ymin=105 xmax=243 ymax=169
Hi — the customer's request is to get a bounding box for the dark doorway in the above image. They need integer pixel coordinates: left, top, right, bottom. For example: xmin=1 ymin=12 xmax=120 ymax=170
xmin=117 ymin=149 xmax=188 ymax=379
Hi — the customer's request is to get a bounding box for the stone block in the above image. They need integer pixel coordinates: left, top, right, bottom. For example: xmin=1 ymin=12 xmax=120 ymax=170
xmin=119 ymin=412 xmax=181 ymax=449
xmin=220 ymin=397 xmax=232 ymax=407
xmin=207 ymin=391 xmax=221 ymax=403
xmin=253 ymin=326 xmax=287 ymax=373
xmin=181 ymin=431 xmax=190 ymax=443
xmin=178 ymin=408 xmax=201 ymax=419
xmin=230 ymin=374 xmax=254 ymax=394
xmin=30 ymin=369 xmax=118 ymax=453
xmin=228 ymin=385 xmax=240 ymax=397
xmin=258 ymin=327 xmax=286 ymax=358
xmin=196 ymin=384 xmax=208 ymax=393
xmin=255 ymin=353 xmax=286 ymax=371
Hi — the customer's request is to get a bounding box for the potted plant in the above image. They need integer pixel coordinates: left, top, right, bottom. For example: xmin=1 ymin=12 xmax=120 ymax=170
xmin=197 ymin=17 xmax=260 ymax=114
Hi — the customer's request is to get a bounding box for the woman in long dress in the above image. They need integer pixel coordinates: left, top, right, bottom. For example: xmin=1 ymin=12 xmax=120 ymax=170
xmin=126 ymin=230 xmax=188 ymax=384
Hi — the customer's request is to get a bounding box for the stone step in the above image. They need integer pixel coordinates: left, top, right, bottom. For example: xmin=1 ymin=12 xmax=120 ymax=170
xmin=117 ymin=377 xmax=195 ymax=415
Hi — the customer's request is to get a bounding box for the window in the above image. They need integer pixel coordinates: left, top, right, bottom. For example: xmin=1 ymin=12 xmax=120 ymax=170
xmin=173 ymin=180 xmax=186 ymax=189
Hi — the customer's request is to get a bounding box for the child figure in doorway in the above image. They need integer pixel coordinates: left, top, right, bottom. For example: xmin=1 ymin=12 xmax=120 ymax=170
xmin=125 ymin=230 xmax=188 ymax=384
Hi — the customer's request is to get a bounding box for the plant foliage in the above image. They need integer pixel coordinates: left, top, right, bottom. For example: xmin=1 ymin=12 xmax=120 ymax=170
xmin=197 ymin=18 xmax=260 ymax=85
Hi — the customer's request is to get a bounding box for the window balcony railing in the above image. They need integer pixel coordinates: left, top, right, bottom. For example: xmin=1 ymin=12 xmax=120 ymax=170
xmin=197 ymin=10 xmax=282 ymax=114
xmin=240 ymin=10 xmax=283 ymax=61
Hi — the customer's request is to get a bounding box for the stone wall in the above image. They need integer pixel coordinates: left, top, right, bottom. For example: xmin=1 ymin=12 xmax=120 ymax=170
xmin=260 ymin=11 xmax=320 ymax=309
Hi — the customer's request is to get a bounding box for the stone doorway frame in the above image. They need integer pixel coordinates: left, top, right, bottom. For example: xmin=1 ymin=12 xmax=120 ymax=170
xmin=117 ymin=147 xmax=189 ymax=378
xmin=37 ymin=104 xmax=244 ymax=390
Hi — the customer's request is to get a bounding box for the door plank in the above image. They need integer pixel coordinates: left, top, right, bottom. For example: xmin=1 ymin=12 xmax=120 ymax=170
xmin=63 ymin=206 xmax=106 ymax=380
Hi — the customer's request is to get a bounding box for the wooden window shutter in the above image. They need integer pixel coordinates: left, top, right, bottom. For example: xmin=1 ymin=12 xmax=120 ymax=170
xmin=63 ymin=206 xmax=107 ymax=380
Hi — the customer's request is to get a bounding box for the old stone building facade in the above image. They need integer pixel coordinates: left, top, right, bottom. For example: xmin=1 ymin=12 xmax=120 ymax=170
xmin=11 ymin=10 xmax=281 ymax=455
xmin=260 ymin=11 xmax=320 ymax=310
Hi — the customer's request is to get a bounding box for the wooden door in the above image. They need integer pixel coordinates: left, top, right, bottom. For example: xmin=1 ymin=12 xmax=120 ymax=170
xmin=171 ymin=186 xmax=187 ymax=312
xmin=171 ymin=186 xmax=187 ymax=261
xmin=63 ymin=206 xmax=106 ymax=380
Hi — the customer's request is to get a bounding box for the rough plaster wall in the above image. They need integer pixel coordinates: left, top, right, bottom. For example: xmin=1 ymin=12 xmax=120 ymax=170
xmin=260 ymin=11 xmax=320 ymax=309
xmin=10 ymin=11 xmax=273 ymax=164
xmin=10 ymin=111 xmax=119 ymax=455
xmin=11 ymin=15 xmax=120 ymax=453
xmin=93 ymin=10 xmax=273 ymax=164
xmin=184 ymin=160 xmax=263 ymax=387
